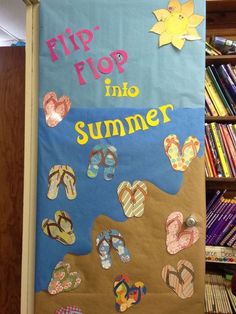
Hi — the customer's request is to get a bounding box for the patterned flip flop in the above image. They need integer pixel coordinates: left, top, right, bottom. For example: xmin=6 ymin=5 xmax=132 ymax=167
xmin=110 ymin=230 xmax=131 ymax=263
xmin=55 ymin=306 xmax=83 ymax=314
xmin=117 ymin=181 xmax=147 ymax=218
xmin=47 ymin=165 xmax=63 ymax=200
xmin=162 ymin=260 xmax=194 ymax=299
xmin=61 ymin=165 xmax=77 ymax=200
xmin=103 ymin=146 xmax=118 ymax=180
xmin=182 ymin=136 xmax=201 ymax=168
xmin=166 ymin=211 xmax=199 ymax=254
xmin=48 ymin=261 xmax=81 ymax=295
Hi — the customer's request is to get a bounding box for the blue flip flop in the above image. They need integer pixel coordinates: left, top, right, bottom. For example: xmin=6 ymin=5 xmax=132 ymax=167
xmin=96 ymin=230 xmax=112 ymax=269
xmin=110 ymin=230 xmax=131 ymax=263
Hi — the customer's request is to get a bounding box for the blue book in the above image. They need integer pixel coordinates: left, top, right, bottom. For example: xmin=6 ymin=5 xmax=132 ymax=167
xmin=217 ymin=65 xmax=236 ymax=103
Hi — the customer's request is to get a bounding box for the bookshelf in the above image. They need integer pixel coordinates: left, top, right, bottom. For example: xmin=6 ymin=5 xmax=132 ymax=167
xmin=205 ymin=3 xmax=236 ymax=312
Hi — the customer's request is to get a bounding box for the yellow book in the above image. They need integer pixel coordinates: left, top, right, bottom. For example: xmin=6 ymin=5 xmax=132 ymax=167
xmin=205 ymin=148 xmax=213 ymax=177
xmin=205 ymin=89 xmax=218 ymax=116
xmin=210 ymin=122 xmax=231 ymax=178
xmin=205 ymin=72 xmax=228 ymax=116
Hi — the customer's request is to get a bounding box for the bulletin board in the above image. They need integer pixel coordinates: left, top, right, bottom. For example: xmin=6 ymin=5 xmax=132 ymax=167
xmin=21 ymin=1 xmax=206 ymax=313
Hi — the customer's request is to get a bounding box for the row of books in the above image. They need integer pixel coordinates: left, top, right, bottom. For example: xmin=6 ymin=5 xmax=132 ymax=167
xmin=205 ymin=64 xmax=236 ymax=116
xmin=206 ymin=41 xmax=222 ymax=56
xmin=205 ymin=123 xmax=236 ymax=178
xmin=206 ymin=191 xmax=236 ymax=247
xmin=205 ymin=273 xmax=236 ymax=314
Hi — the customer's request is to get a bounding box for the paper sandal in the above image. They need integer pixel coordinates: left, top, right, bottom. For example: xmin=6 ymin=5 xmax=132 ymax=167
xmin=117 ymin=181 xmax=147 ymax=218
xmin=43 ymin=91 xmax=71 ymax=128
xmin=55 ymin=306 xmax=83 ymax=314
xmin=96 ymin=231 xmax=112 ymax=269
xmin=47 ymin=165 xmax=63 ymax=200
xmin=87 ymin=144 xmax=118 ymax=180
xmin=48 ymin=261 xmax=81 ymax=295
xmin=182 ymin=136 xmax=200 ymax=167
xmin=110 ymin=232 xmax=131 ymax=263
xmin=162 ymin=260 xmax=194 ymax=299
xmin=61 ymin=166 xmax=77 ymax=200
xmin=42 ymin=211 xmax=76 ymax=245
xmin=166 ymin=211 xmax=199 ymax=254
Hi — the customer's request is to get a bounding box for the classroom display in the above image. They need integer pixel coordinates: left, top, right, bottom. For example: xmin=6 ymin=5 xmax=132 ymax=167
xmin=35 ymin=0 xmax=205 ymax=313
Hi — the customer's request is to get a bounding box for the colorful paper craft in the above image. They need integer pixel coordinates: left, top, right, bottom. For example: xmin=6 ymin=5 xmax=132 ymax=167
xmin=42 ymin=210 xmax=76 ymax=245
xmin=114 ymin=274 xmax=146 ymax=312
xmin=48 ymin=261 xmax=81 ymax=295
xmin=164 ymin=134 xmax=200 ymax=171
xmin=117 ymin=181 xmax=148 ymax=218
xmin=96 ymin=229 xmax=131 ymax=269
xmin=55 ymin=305 xmax=83 ymax=314
xmin=162 ymin=260 xmax=194 ymax=299
xmin=43 ymin=91 xmax=71 ymax=127
xmin=166 ymin=211 xmax=199 ymax=254
xmin=87 ymin=144 xmax=118 ymax=181
xmin=47 ymin=165 xmax=77 ymax=200
xmin=150 ymin=0 xmax=204 ymax=50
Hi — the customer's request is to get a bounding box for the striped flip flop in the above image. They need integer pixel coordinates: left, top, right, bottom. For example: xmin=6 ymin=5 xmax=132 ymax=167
xmin=117 ymin=181 xmax=147 ymax=218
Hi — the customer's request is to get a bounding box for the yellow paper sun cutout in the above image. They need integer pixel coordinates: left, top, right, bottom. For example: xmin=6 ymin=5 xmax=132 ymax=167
xmin=150 ymin=0 xmax=204 ymax=50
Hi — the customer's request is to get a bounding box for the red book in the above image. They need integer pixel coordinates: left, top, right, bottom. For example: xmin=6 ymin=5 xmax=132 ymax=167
xmin=205 ymin=135 xmax=217 ymax=177
xmin=221 ymin=124 xmax=236 ymax=169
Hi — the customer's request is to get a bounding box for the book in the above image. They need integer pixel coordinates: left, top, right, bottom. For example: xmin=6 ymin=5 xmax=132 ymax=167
xmin=205 ymin=135 xmax=217 ymax=177
xmin=220 ymin=226 xmax=236 ymax=246
xmin=205 ymin=89 xmax=218 ymax=116
xmin=217 ymin=64 xmax=236 ymax=103
xmin=210 ymin=64 xmax=236 ymax=115
xmin=226 ymin=64 xmax=236 ymax=85
xmin=210 ymin=122 xmax=231 ymax=178
xmin=205 ymin=71 xmax=228 ymax=116
xmin=219 ymin=124 xmax=236 ymax=177
xmin=206 ymin=66 xmax=232 ymax=116
xmin=221 ymin=124 xmax=236 ymax=170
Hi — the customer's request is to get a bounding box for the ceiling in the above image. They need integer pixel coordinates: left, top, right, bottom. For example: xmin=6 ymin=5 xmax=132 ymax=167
xmin=0 ymin=0 xmax=26 ymax=46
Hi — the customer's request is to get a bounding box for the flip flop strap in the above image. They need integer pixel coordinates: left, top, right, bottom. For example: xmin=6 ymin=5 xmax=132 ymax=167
xmin=44 ymin=95 xmax=65 ymax=108
xmin=165 ymin=137 xmax=181 ymax=156
xmin=110 ymin=235 xmax=126 ymax=252
xmin=61 ymin=169 xmax=76 ymax=185
xmin=113 ymin=279 xmax=130 ymax=298
xmin=166 ymin=269 xmax=184 ymax=288
xmin=182 ymin=140 xmax=198 ymax=157
xmin=128 ymin=286 xmax=142 ymax=304
xmin=44 ymin=221 xmax=63 ymax=239
xmin=166 ymin=215 xmax=182 ymax=233
xmin=118 ymin=186 xmax=147 ymax=204
xmin=177 ymin=229 xmax=194 ymax=249
xmin=48 ymin=169 xmax=60 ymax=184
xmin=178 ymin=264 xmax=195 ymax=282
xmin=57 ymin=212 xmax=73 ymax=232
xmin=89 ymin=149 xmax=105 ymax=167
xmin=96 ymin=237 xmax=111 ymax=256
xmin=103 ymin=148 xmax=118 ymax=167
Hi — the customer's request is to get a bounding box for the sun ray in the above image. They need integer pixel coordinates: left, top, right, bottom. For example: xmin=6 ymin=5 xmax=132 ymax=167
xmin=185 ymin=28 xmax=201 ymax=40
xmin=150 ymin=22 xmax=165 ymax=35
xmin=172 ymin=37 xmax=185 ymax=49
xmin=189 ymin=15 xmax=204 ymax=27
xmin=153 ymin=9 xmax=170 ymax=21
xmin=181 ymin=0 xmax=194 ymax=17
xmin=168 ymin=0 xmax=181 ymax=13
xmin=159 ymin=32 xmax=173 ymax=47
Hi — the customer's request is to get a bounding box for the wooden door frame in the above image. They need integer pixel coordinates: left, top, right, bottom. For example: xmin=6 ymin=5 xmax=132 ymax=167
xmin=21 ymin=1 xmax=39 ymax=313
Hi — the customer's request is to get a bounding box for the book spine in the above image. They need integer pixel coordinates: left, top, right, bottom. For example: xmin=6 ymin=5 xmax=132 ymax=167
xmin=217 ymin=65 xmax=236 ymax=102
xmin=205 ymin=90 xmax=218 ymax=116
xmin=220 ymin=226 xmax=236 ymax=246
xmin=226 ymin=63 xmax=236 ymax=85
xmin=205 ymin=135 xmax=217 ymax=177
xmin=214 ymin=213 xmax=236 ymax=245
xmin=221 ymin=124 xmax=236 ymax=170
xmin=212 ymin=206 xmax=235 ymax=245
xmin=205 ymin=124 xmax=224 ymax=177
xmin=210 ymin=122 xmax=231 ymax=177
xmin=207 ymin=190 xmax=222 ymax=212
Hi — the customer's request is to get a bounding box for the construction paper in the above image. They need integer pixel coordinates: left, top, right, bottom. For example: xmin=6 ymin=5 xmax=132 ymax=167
xmin=35 ymin=0 xmax=205 ymax=313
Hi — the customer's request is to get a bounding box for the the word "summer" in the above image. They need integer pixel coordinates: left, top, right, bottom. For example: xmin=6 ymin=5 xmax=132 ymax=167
xmin=74 ymin=104 xmax=174 ymax=145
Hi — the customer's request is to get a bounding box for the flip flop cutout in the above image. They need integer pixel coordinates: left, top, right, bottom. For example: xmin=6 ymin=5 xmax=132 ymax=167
xmin=164 ymin=134 xmax=200 ymax=171
xmin=117 ymin=181 xmax=148 ymax=218
xmin=114 ymin=274 xmax=146 ymax=312
xmin=43 ymin=91 xmax=71 ymax=127
xmin=55 ymin=305 xmax=83 ymax=314
xmin=166 ymin=211 xmax=199 ymax=254
xmin=162 ymin=260 xmax=194 ymax=299
xmin=47 ymin=165 xmax=77 ymax=200
xmin=48 ymin=261 xmax=81 ymax=295
xmin=87 ymin=144 xmax=118 ymax=181
xmin=96 ymin=230 xmax=131 ymax=269
xmin=42 ymin=210 xmax=76 ymax=245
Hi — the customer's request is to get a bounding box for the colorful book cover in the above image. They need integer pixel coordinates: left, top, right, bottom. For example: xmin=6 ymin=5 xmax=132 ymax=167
xmin=205 ymin=89 xmax=218 ymax=116
xmin=221 ymin=124 xmax=236 ymax=170
xmin=35 ymin=1 xmax=205 ymax=313
xmin=217 ymin=65 xmax=236 ymax=103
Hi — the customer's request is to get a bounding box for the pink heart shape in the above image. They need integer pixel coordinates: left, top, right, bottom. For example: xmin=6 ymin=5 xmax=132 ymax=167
xmin=166 ymin=211 xmax=199 ymax=254
xmin=43 ymin=91 xmax=71 ymax=127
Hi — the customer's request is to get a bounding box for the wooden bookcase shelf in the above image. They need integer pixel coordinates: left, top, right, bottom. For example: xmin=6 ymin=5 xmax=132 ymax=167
xmin=206 ymin=246 xmax=236 ymax=264
xmin=206 ymin=178 xmax=236 ymax=190
xmin=206 ymin=55 xmax=236 ymax=66
xmin=205 ymin=116 xmax=236 ymax=123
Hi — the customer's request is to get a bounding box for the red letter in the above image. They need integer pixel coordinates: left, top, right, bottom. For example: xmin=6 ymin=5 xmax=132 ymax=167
xmin=97 ymin=56 xmax=114 ymax=74
xmin=57 ymin=33 xmax=71 ymax=56
xmin=66 ymin=28 xmax=79 ymax=51
xmin=110 ymin=50 xmax=128 ymax=73
xmin=74 ymin=61 xmax=87 ymax=85
xmin=46 ymin=38 xmax=58 ymax=62
xmin=76 ymin=29 xmax=93 ymax=52
xmin=86 ymin=57 xmax=101 ymax=80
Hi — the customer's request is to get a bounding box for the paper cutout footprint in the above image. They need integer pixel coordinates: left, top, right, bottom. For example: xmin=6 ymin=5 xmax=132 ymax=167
xmin=87 ymin=144 xmax=118 ymax=181
xmin=162 ymin=260 xmax=194 ymax=299
xmin=166 ymin=211 xmax=199 ymax=254
xmin=48 ymin=261 xmax=81 ymax=295
xmin=96 ymin=230 xmax=131 ymax=269
xmin=117 ymin=181 xmax=148 ymax=218
xmin=43 ymin=91 xmax=71 ymax=127
xmin=47 ymin=165 xmax=77 ymax=200
xmin=42 ymin=210 xmax=76 ymax=245
xmin=114 ymin=274 xmax=146 ymax=312
xmin=164 ymin=134 xmax=200 ymax=171
xmin=55 ymin=306 xmax=83 ymax=314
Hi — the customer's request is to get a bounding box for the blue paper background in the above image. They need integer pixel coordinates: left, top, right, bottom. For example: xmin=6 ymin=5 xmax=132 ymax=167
xmin=36 ymin=0 xmax=205 ymax=293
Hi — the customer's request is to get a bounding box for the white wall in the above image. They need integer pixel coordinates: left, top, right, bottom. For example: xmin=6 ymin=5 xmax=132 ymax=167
xmin=0 ymin=0 xmax=26 ymax=46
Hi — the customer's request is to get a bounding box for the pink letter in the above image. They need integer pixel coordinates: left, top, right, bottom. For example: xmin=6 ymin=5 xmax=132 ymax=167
xmin=110 ymin=50 xmax=128 ymax=73
xmin=66 ymin=28 xmax=79 ymax=51
xmin=74 ymin=61 xmax=87 ymax=85
xmin=46 ymin=38 xmax=58 ymax=62
xmin=57 ymin=34 xmax=71 ymax=56
xmin=97 ymin=56 xmax=114 ymax=74
xmin=76 ymin=29 xmax=94 ymax=52
xmin=86 ymin=57 xmax=101 ymax=80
